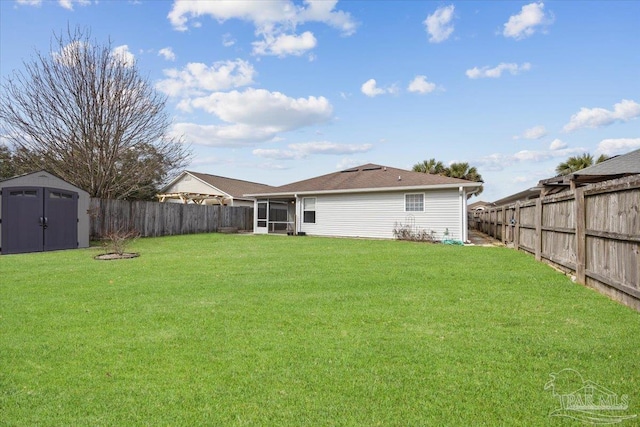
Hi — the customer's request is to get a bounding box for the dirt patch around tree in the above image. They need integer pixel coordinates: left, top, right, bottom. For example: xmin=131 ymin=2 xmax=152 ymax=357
xmin=94 ymin=252 xmax=140 ymax=260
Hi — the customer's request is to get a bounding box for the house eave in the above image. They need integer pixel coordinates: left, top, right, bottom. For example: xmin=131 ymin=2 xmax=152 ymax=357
xmin=245 ymin=182 xmax=481 ymax=198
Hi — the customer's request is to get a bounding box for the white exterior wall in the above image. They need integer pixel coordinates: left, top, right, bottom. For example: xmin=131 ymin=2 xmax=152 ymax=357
xmin=165 ymin=175 xmax=221 ymax=195
xmin=0 ymin=171 xmax=90 ymax=248
xmin=299 ymin=189 xmax=464 ymax=240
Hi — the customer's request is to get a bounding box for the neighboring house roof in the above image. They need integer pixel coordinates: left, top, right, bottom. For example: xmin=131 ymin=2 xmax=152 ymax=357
xmin=571 ymin=148 xmax=640 ymax=180
xmin=160 ymin=171 xmax=276 ymax=202
xmin=539 ymin=148 xmax=640 ymax=188
xmin=468 ymin=200 xmax=492 ymax=210
xmin=491 ymin=187 xmax=542 ymax=207
xmin=246 ymin=163 xmax=481 ymax=197
xmin=186 ymin=171 xmax=276 ymax=200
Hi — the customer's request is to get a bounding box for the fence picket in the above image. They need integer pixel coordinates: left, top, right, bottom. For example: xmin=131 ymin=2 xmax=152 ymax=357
xmin=90 ymin=199 xmax=253 ymax=239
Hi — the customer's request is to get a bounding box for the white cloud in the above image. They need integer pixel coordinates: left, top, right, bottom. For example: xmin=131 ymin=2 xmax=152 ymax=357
xmin=407 ymin=75 xmax=437 ymax=94
xmin=188 ymin=88 xmax=332 ymax=128
xmin=336 ymin=157 xmax=364 ymax=170
xmin=361 ymin=79 xmax=397 ymax=97
xmin=55 ymin=42 xmax=135 ymax=68
xmin=158 ymin=47 xmax=176 ymax=61
xmin=503 ymin=2 xmax=553 ymax=40
xmin=466 ymin=62 xmax=531 ymax=79
xmin=254 ymin=141 xmax=372 ymax=160
xmin=291 ymin=141 xmax=371 ymax=155
xmin=595 ymin=138 xmax=640 ymax=155
xmin=549 ymin=139 xmax=567 ymax=150
xmin=424 ymin=5 xmax=455 ymax=43
xmin=112 ymin=45 xmax=135 ymax=67
xmin=361 ymin=79 xmax=384 ymax=97
xmin=172 ymin=88 xmax=333 ymax=146
xmin=563 ymin=99 xmax=640 ymax=132
xmin=170 ymin=122 xmax=280 ymax=147
xmin=156 ymin=59 xmax=255 ymax=97
xmin=222 ymin=33 xmax=236 ymax=47
xmin=252 ymin=31 xmax=317 ymax=57
xmin=514 ymin=125 xmax=547 ymax=140
xmin=167 ymin=0 xmax=356 ymax=57
xmin=17 ymin=0 xmax=91 ymax=7
xmin=53 ymin=41 xmax=85 ymax=66
xmin=252 ymin=148 xmax=298 ymax=160
xmin=297 ymin=0 xmax=357 ymax=35
xmin=476 ymin=146 xmax=585 ymax=171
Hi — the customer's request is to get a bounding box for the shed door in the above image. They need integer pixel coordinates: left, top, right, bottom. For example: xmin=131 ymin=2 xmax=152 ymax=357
xmin=44 ymin=188 xmax=78 ymax=251
xmin=1 ymin=186 xmax=78 ymax=254
xmin=1 ymin=187 xmax=44 ymax=254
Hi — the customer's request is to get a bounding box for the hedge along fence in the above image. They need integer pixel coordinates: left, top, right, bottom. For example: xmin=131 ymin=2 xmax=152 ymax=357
xmin=472 ymin=175 xmax=640 ymax=311
xmin=89 ymin=198 xmax=253 ymax=239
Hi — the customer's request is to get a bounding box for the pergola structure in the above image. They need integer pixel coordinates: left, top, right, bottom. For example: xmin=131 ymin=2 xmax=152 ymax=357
xmin=156 ymin=192 xmax=230 ymax=205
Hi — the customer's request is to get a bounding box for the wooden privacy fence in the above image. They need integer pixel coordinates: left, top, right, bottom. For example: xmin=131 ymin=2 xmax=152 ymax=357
xmin=90 ymin=198 xmax=253 ymax=239
xmin=471 ymin=175 xmax=640 ymax=311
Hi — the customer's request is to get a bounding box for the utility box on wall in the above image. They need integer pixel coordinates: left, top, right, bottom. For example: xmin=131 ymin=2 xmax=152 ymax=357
xmin=0 ymin=171 xmax=90 ymax=255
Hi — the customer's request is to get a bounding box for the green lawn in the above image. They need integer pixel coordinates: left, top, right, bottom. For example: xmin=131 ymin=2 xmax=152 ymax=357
xmin=1 ymin=234 xmax=638 ymax=426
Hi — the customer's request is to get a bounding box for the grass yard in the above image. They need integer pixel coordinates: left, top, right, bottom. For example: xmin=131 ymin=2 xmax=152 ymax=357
xmin=1 ymin=234 xmax=639 ymax=426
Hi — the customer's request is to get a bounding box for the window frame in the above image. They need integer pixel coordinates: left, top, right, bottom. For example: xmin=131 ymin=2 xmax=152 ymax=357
xmin=404 ymin=193 xmax=425 ymax=212
xmin=302 ymin=197 xmax=316 ymax=224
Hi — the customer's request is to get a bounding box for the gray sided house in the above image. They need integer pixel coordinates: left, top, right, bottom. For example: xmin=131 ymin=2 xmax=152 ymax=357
xmin=158 ymin=171 xmax=276 ymax=207
xmin=0 ymin=171 xmax=90 ymax=254
xmin=246 ymin=164 xmax=482 ymax=241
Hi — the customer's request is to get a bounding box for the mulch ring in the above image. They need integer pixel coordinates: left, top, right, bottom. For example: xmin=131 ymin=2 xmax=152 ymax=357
xmin=94 ymin=252 xmax=140 ymax=260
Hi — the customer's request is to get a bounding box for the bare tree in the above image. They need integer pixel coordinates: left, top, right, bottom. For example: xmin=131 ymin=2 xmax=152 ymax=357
xmin=0 ymin=27 xmax=190 ymax=199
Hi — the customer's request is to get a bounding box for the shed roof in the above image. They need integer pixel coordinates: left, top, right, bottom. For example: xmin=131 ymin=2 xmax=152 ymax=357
xmin=0 ymin=170 xmax=89 ymax=196
xmin=247 ymin=163 xmax=481 ymax=197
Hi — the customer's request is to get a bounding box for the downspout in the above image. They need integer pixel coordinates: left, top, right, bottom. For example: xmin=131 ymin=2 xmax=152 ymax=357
xmin=294 ymin=194 xmax=300 ymax=234
xmin=253 ymin=199 xmax=258 ymax=233
xmin=459 ymin=187 xmax=469 ymax=243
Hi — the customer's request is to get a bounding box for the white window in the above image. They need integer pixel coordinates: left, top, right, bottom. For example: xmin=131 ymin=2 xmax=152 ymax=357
xmin=405 ymin=193 xmax=424 ymax=212
xmin=303 ymin=197 xmax=316 ymax=223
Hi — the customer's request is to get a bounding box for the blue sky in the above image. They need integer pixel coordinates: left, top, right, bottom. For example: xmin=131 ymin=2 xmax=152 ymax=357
xmin=1 ymin=0 xmax=639 ymax=201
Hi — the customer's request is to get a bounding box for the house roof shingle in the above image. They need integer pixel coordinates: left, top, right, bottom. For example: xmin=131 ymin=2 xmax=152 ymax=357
xmin=247 ymin=163 xmax=481 ymax=196
xmin=184 ymin=171 xmax=276 ymax=200
xmin=572 ymin=148 xmax=640 ymax=177
xmin=540 ymin=148 xmax=640 ymax=188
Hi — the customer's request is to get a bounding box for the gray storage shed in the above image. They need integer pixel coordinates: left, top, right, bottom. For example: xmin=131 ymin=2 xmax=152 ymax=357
xmin=0 ymin=171 xmax=90 ymax=254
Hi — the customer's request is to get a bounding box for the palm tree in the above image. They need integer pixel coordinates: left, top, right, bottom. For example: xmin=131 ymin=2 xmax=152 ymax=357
xmin=555 ymin=153 xmax=598 ymax=175
xmin=445 ymin=162 xmax=483 ymax=182
xmin=413 ymin=159 xmax=483 ymax=196
xmin=412 ymin=158 xmax=446 ymax=175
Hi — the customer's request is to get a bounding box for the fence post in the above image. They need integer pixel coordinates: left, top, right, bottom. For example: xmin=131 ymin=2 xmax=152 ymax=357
xmin=501 ymin=207 xmax=507 ymax=244
xmin=514 ymin=202 xmax=520 ymax=250
xmin=535 ymin=198 xmax=542 ymax=261
xmin=575 ymin=187 xmax=586 ymax=283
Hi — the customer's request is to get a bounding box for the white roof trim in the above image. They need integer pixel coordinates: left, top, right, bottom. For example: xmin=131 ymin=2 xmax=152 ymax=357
xmin=245 ymin=182 xmax=481 ymax=198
